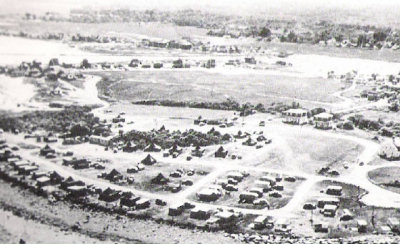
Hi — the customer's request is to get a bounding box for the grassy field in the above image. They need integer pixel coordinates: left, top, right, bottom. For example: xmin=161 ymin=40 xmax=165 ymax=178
xmin=368 ymin=166 xmax=400 ymax=194
xmin=95 ymin=70 xmax=341 ymax=106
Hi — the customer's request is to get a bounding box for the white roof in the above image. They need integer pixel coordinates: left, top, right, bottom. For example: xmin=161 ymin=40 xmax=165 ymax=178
xmin=327 ymin=185 xmax=343 ymax=191
xmin=357 ymin=219 xmax=368 ymax=226
xmin=36 ymin=176 xmax=50 ymax=183
xmin=284 ymin=109 xmax=308 ymax=114
xmin=215 ymin=211 xmax=234 ymax=219
xmin=324 ymin=204 xmax=337 ymax=210
xmin=254 ymin=215 xmax=269 ymax=223
xmin=315 ymin=112 xmax=333 ymax=119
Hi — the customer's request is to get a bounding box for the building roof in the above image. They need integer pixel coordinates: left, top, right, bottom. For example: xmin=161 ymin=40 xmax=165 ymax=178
xmin=284 ymin=108 xmax=308 ymax=114
xmin=314 ymin=112 xmax=333 ymax=119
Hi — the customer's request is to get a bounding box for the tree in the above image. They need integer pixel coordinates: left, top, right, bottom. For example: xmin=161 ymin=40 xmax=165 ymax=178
xmin=259 ymin=27 xmax=271 ymax=38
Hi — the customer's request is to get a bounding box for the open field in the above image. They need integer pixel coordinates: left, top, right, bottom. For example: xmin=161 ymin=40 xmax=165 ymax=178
xmin=368 ymin=166 xmax=400 ymax=194
xmin=94 ymin=70 xmax=342 ymax=105
xmin=11 ymin=21 xmax=208 ymax=41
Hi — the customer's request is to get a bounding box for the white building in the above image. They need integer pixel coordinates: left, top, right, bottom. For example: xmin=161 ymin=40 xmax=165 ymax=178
xmin=282 ymin=109 xmax=308 ymax=125
xmin=89 ymin=135 xmax=113 ymax=147
xmin=314 ymin=112 xmax=334 ymax=129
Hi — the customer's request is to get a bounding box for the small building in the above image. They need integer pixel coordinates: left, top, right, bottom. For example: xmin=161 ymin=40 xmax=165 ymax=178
xmin=227 ymin=172 xmax=244 ymax=182
xmin=326 ymin=185 xmax=342 ymax=196
xmin=66 ymin=185 xmax=87 ymax=198
xmin=136 ymin=198 xmax=150 ymax=209
xmin=317 ymin=197 xmax=340 ymax=208
xmin=253 ymin=215 xmax=271 ymax=230
xmin=18 ymin=165 xmax=38 ymax=175
xmin=99 ymin=188 xmax=121 ymax=202
xmin=215 ymin=211 xmax=236 ymax=223
xmin=89 ymin=135 xmax=113 ymax=147
xmin=357 ymin=219 xmax=368 ymax=233
xmin=190 ymin=207 xmax=211 ymax=220
xmin=49 ymin=171 xmax=64 ymax=185
xmin=197 ymin=188 xmax=221 ymax=202
xmin=105 ymin=169 xmax=123 ymax=182
xmin=282 ymin=109 xmax=308 ymax=125
xmin=239 ymin=191 xmax=259 ymax=203
xmin=168 ymin=203 xmax=185 ymax=216
xmin=314 ymin=222 xmax=329 ymax=233
xmin=151 ymin=173 xmax=169 ymax=185
xmin=314 ymin=112 xmax=334 ymax=129
xmin=32 ymin=171 xmax=47 ymax=180
xmin=36 ymin=176 xmax=51 ymax=187
xmin=249 ymin=187 xmax=264 ymax=197
xmin=322 ymin=204 xmax=337 ymax=217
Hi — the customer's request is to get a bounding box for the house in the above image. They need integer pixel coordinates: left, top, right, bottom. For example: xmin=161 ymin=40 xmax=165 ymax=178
xmin=136 ymin=198 xmax=150 ymax=209
xmin=144 ymin=143 xmax=162 ymax=152
xmin=249 ymin=187 xmax=264 ymax=197
xmin=239 ymin=191 xmax=259 ymax=203
xmin=141 ymin=154 xmax=157 ymax=165
xmin=314 ymin=113 xmax=334 ymax=129
xmin=322 ymin=204 xmax=337 ymax=217
xmin=72 ymin=159 xmax=90 ymax=170
xmin=66 ymin=185 xmax=87 ymax=198
xmin=326 ymin=185 xmax=342 ymax=196
xmin=168 ymin=203 xmax=185 ymax=216
xmin=190 ymin=207 xmax=211 ymax=220
xmin=282 ymin=109 xmax=309 ymax=125
xmin=49 ymin=171 xmax=64 ymax=185
xmin=197 ymin=188 xmax=221 ymax=202
xmin=123 ymin=141 xmax=137 ymax=152
xmin=60 ymin=177 xmax=85 ymax=190
xmin=227 ymin=172 xmax=244 ymax=182
xmin=89 ymin=135 xmax=113 ymax=147
xmin=40 ymin=145 xmax=55 ymax=156
xmin=215 ymin=146 xmax=228 ymax=158
xmin=99 ymin=188 xmax=121 ymax=202
xmin=357 ymin=219 xmax=368 ymax=233
xmin=11 ymin=160 xmax=29 ymax=169
xmin=36 ymin=176 xmax=51 ymax=187
xmin=314 ymin=222 xmax=329 ymax=233
xmin=215 ymin=211 xmax=235 ymax=225
xmin=253 ymin=215 xmax=272 ymax=230
xmin=18 ymin=165 xmax=38 ymax=175
xmin=31 ymin=171 xmax=47 ymax=180
xmin=317 ymin=197 xmax=340 ymax=208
